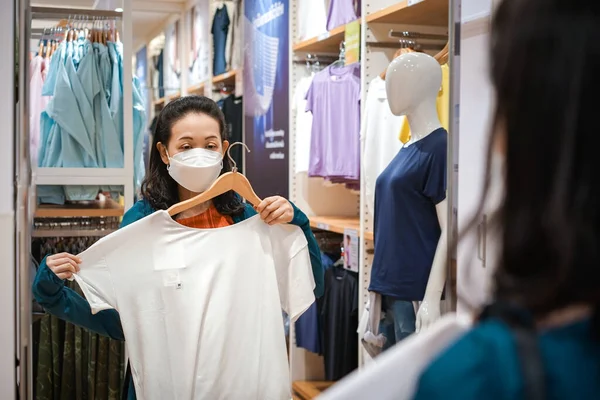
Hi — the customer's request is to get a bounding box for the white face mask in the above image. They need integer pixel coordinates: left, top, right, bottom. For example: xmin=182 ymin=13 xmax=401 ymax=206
xmin=166 ymin=148 xmax=223 ymax=193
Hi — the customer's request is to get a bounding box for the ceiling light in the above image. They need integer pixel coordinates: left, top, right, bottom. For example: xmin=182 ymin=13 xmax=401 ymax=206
xmin=115 ymin=7 xmax=123 ymax=12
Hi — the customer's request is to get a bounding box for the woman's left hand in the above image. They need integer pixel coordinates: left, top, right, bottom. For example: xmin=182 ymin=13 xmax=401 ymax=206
xmin=256 ymin=196 xmax=294 ymax=225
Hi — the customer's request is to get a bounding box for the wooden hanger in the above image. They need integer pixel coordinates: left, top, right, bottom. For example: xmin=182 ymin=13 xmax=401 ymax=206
xmin=381 ymin=48 xmax=414 ymax=80
xmin=167 ymin=142 xmax=262 ymax=217
xmin=434 ymin=42 xmax=449 ymax=65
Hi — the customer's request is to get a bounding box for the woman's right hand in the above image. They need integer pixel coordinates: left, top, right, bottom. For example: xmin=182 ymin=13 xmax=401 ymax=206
xmin=46 ymin=253 xmax=82 ymax=280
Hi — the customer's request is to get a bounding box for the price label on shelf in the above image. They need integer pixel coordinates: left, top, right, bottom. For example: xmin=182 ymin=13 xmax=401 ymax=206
xmin=316 ymin=223 xmax=330 ymax=230
xmin=343 ymin=229 xmax=359 ymax=273
xmin=408 ymin=0 xmax=424 ymax=5
xmin=344 ymin=21 xmax=361 ymax=66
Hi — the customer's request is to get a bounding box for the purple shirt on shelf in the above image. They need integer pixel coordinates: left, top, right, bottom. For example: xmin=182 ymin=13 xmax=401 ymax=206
xmin=327 ymin=0 xmax=360 ymax=31
xmin=305 ymin=63 xmax=361 ymax=181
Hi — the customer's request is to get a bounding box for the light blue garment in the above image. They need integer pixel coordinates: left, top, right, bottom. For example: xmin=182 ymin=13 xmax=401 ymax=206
xmin=38 ymin=42 xmax=68 ymax=204
xmin=37 ymin=114 xmax=65 ymax=205
xmin=107 ymin=42 xmax=124 ymax=151
xmin=102 ymin=42 xmax=125 ymax=198
xmin=51 ymin=54 xmax=97 ymax=167
xmin=132 ymin=77 xmax=147 ymax=192
xmin=36 ymin=39 xmax=142 ymax=204
xmin=58 ymin=54 xmax=99 ymax=201
xmin=41 ymin=42 xmax=64 ymax=96
xmin=94 ymin=43 xmax=112 ymax=104
xmin=67 ymin=41 xmax=101 ymax=200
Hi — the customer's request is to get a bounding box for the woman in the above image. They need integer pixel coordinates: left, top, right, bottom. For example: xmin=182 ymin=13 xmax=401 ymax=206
xmin=32 ymin=95 xmax=324 ymax=399
xmin=413 ymin=1 xmax=600 ymax=399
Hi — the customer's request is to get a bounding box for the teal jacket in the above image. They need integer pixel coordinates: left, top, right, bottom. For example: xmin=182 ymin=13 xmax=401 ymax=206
xmin=32 ymin=199 xmax=324 ymax=400
xmin=414 ymin=318 xmax=600 ymax=400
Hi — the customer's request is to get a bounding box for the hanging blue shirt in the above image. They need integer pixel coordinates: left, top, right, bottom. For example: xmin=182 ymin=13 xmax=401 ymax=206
xmin=132 ymin=77 xmax=147 ymax=192
xmin=369 ymin=128 xmax=447 ymax=301
xmin=212 ymin=5 xmax=230 ymax=76
xmin=68 ymin=41 xmax=101 ymax=201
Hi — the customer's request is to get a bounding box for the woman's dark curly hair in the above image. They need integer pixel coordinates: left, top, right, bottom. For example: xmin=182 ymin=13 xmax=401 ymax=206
xmin=140 ymin=95 xmax=245 ymax=216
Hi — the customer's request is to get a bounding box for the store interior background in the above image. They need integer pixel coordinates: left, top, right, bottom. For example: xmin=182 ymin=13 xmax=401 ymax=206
xmin=0 ymin=0 xmax=498 ymax=398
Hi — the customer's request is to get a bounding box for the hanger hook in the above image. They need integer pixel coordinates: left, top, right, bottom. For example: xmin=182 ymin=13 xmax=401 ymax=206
xmin=227 ymin=142 xmax=250 ymax=173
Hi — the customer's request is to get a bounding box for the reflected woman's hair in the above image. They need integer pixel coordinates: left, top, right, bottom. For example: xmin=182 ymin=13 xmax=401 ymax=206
xmin=463 ymin=0 xmax=600 ymax=327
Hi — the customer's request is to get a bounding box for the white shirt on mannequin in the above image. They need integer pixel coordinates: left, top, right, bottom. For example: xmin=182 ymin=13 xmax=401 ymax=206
xmin=361 ymin=76 xmax=404 ymax=220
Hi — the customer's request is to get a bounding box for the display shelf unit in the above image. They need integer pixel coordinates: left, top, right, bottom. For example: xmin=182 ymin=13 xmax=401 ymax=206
xmin=366 ymin=0 xmax=449 ymax=26
xmin=30 ymin=5 xmax=135 ymax=215
xmin=34 ymin=167 xmax=131 ymax=186
xmin=212 ymin=70 xmax=237 ymax=87
xmin=152 ymin=91 xmax=182 ymax=110
xmin=292 ymin=381 xmax=335 ymax=399
xmin=289 ymin=0 xmax=452 ymax=385
xmin=188 ymin=80 xmax=207 ymax=95
xmin=288 ymin=0 xmax=362 ymax=387
xmin=153 ymin=97 xmax=166 ymax=107
xmin=145 ymin=0 xmax=243 ymax=120
xmin=293 ymin=22 xmax=358 ymax=54
xmin=34 ymin=198 xmax=124 ymax=218
xmin=309 ymin=216 xmax=373 ymax=241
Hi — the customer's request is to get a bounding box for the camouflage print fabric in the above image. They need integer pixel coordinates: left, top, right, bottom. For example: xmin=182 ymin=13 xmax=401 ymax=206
xmin=34 ymin=237 xmax=125 ymax=400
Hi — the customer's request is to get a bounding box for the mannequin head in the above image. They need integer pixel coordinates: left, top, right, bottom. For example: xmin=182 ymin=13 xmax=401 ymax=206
xmin=385 ymin=52 xmax=442 ymax=116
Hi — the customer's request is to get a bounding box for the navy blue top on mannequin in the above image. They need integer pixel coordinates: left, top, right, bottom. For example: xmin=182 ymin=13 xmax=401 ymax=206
xmin=369 ymin=128 xmax=447 ymax=301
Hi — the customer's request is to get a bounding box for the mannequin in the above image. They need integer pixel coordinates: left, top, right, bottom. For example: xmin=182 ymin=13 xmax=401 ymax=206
xmin=370 ymin=52 xmax=447 ymax=346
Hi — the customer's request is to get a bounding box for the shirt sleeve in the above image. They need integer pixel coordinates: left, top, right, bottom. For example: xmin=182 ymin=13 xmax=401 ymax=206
xmin=423 ymin=138 xmax=447 ymax=204
xmin=305 ymin=81 xmax=315 ymax=113
xmin=271 ymin=225 xmax=315 ymax=322
xmin=72 ymin=237 xmax=118 ymax=314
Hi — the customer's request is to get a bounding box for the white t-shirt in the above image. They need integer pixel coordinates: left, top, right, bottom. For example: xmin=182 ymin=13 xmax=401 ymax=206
xmin=73 ymin=211 xmax=315 ymax=400
xmin=293 ymin=75 xmax=314 ymax=174
xmin=297 ymin=0 xmax=327 ymax=41
xmin=317 ymin=314 xmax=472 ymax=400
xmin=361 ymin=77 xmax=404 ymax=222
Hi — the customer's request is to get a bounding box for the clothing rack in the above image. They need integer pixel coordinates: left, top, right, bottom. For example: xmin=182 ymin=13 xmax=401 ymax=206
xmin=30 ymin=6 xmax=123 ymax=21
xmin=368 ymin=30 xmax=448 ymax=51
xmin=28 ymin=4 xmax=134 ymax=206
xmin=33 ymin=216 xmax=120 ymax=238
xmin=367 ymin=41 xmax=446 ymax=51
xmin=18 ymin=4 xmax=134 ymax=397
xmin=32 ymin=229 xmax=117 ymax=238
xmin=292 ymin=54 xmax=339 ymax=64
xmin=30 ymin=27 xmax=65 ymax=40
xmin=388 ymin=30 xmax=448 ymax=41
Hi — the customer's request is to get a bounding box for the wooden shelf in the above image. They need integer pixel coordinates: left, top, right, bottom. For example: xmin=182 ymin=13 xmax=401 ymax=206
xmin=32 ymin=229 xmax=117 ymax=238
xmin=309 ymin=216 xmax=374 ymax=241
xmin=153 ymin=97 xmax=166 ymax=106
xmin=188 ymin=81 xmax=206 ymax=94
xmin=293 ymin=21 xmax=358 ymax=53
xmin=293 ymin=381 xmax=334 ymax=400
xmin=366 ymin=0 xmax=449 ymax=26
xmin=212 ymin=70 xmax=236 ymax=86
xmin=35 ymin=199 xmax=124 ymax=218
xmin=153 ymin=91 xmax=181 ymax=106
